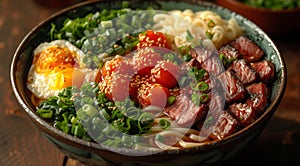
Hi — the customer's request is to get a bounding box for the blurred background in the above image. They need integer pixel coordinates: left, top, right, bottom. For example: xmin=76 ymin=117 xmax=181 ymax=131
xmin=1 ymin=0 xmax=299 ymax=165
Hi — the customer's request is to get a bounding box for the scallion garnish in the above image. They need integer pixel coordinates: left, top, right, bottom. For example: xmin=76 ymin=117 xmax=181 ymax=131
xmin=159 ymin=119 xmax=171 ymax=130
xmin=208 ymin=20 xmax=216 ymax=28
xmin=167 ymin=96 xmax=176 ymax=105
xmin=196 ymin=81 xmax=209 ymax=92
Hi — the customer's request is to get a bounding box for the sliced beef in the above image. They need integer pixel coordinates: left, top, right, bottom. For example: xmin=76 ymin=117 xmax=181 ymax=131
xmin=218 ymin=70 xmax=247 ymax=103
xmin=207 ymin=90 xmax=226 ymax=115
xmin=204 ymin=76 xmax=222 ymax=93
xmin=228 ymin=103 xmax=256 ymax=126
xmin=209 ymin=111 xmax=242 ymax=140
xmin=231 ymin=36 xmax=264 ymax=62
xmin=228 ymin=59 xmax=258 ymax=85
xmin=194 ymin=47 xmax=213 ymax=64
xmin=182 ymin=58 xmax=202 ymax=70
xmin=251 ymin=60 xmax=275 ymax=84
xmin=219 ymin=45 xmax=241 ymax=59
xmin=246 ymin=82 xmax=269 ymax=115
xmin=201 ymin=56 xmax=225 ymax=76
xmin=164 ymin=95 xmax=208 ymax=127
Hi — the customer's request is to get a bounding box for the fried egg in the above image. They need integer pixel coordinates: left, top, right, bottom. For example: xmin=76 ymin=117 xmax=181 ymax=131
xmin=27 ymin=40 xmax=96 ymax=99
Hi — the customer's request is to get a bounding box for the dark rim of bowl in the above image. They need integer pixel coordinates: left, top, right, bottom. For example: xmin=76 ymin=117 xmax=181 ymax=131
xmin=217 ymin=0 xmax=300 ymax=13
xmin=10 ymin=0 xmax=287 ymax=156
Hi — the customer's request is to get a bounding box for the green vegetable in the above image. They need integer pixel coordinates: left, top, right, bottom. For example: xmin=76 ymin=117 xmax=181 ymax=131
xmin=199 ymin=94 xmax=210 ymax=104
xmin=206 ymin=31 xmax=214 ymax=39
xmin=207 ymin=20 xmax=216 ymax=28
xmin=196 ymin=81 xmax=209 ymax=92
xmin=167 ymin=96 xmax=176 ymax=105
xmin=80 ymin=9 xmax=156 ymax=68
xmin=219 ymin=53 xmax=237 ymax=69
xmin=188 ymin=67 xmax=207 ymax=82
xmin=159 ymin=119 xmax=171 ymax=130
xmin=36 ymin=109 xmax=53 ymax=119
xmin=191 ymin=93 xmax=210 ymax=105
xmin=74 ymin=83 xmax=154 ymax=148
xmin=36 ymin=87 xmax=92 ymax=141
xmin=186 ymin=30 xmax=194 ymax=41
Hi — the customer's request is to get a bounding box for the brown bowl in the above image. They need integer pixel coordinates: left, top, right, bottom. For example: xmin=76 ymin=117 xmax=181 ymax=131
xmin=10 ymin=0 xmax=287 ymax=165
xmin=216 ymin=0 xmax=300 ymax=36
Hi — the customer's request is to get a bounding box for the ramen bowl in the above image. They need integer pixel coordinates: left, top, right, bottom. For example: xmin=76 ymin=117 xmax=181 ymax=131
xmin=216 ymin=0 xmax=300 ymax=36
xmin=10 ymin=0 xmax=286 ymax=165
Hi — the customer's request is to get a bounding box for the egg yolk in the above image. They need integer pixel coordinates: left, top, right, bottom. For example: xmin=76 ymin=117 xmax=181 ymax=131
xmin=34 ymin=45 xmax=85 ymax=90
xmin=34 ymin=46 xmax=77 ymax=74
xmin=49 ymin=68 xmax=86 ymax=90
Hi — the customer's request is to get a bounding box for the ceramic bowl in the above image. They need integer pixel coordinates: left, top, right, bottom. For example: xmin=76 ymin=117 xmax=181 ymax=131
xmin=216 ymin=0 xmax=300 ymax=36
xmin=10 ymin=0 xmax=287 ymax=165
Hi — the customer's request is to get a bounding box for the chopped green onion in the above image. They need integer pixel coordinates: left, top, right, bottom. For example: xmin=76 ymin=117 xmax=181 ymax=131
xmin=196 ymin=81 xmax=209 ymax=92
xmin=200 ymin=94 xmax=210 ymax=104
xmin=191 ymin=93 xmax=200 ymax=105
xmin=159 ymin=119 xmax=171 ymax=130
xmin=36 ymin=109 xmax=53 ymax=119
xmin=208 ymin=20 xmax=216 ymax=28
xmin=220 ymin=53 xmax=229 ymax=67
xmin=101 ymin=20 xmax=113 ymax=29
xmin=183 ymin=54 xmax=192 ymax=62
xmin=167 ymin=96 xmax=176 ymax=105
xmin=188 ymin=67 xmax=207 ymax=82
xmin=73 ymin=124 xmax=85 ymax=138
xmin=186 ymin=30 xmax=194 ymax=41
xmin=206 ymin=31 xmax=214 ymax=39
xmin=82 ymin=104 xmax=97 ymax=117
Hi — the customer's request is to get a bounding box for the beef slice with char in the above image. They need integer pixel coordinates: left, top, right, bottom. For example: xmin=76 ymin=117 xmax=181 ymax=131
xmin=218 ymin=70 xmax=247 ymax=104
xmin=194 ymin=46 xmax=213 ymax=64
xmin=246 ymin=82 xmax=269 ymax=115
xmin=231 ymin=36 xmax=264 ymax=62
xmin=207 ymin=110 xmax=242 ymax=140
xmin=164 ymin=94 xmax=208 ymax=127
xmin=196 ymin=91 xmax=226 ymax=138
xmin=228 ymin=103 xmax=256 ymax=126
xmin=201 ymin=55 xmax=225 ymax=77
xmin=228 ymin=59 xmax=259 ymax=85
xmin=251 ymin=60 xmax=275 ymax=85
xmin=219 ymin=45 xmax=241 ymax=59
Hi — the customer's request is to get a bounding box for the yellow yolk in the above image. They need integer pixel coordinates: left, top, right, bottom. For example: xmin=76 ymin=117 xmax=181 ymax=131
xmin=33 ymin=45 xmax=85 ymax=91
xmin=48 ymin=68 xmax=86 ymax=90
xmin=34 ymin=46 xmax=77 ymax=74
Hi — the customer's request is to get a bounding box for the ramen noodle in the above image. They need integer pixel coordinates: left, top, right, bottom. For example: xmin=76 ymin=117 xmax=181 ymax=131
xmin=153 ymin=9 xmax=244 ymax=49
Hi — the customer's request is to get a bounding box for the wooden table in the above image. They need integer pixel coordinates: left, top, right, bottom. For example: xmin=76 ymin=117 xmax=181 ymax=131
xmin=1 ymin=0 xmax=299 ymax=165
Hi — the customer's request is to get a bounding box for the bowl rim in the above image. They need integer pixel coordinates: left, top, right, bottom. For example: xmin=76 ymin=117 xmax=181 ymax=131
xmin=216 ymin=0 xmax=300 ymax=14
xmin=10 ymin=0 xmax=287 ymax=157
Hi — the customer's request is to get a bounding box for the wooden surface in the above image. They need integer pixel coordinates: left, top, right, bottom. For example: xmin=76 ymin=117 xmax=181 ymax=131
xmin=1 ymin=0 xmax=299 ymax=165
